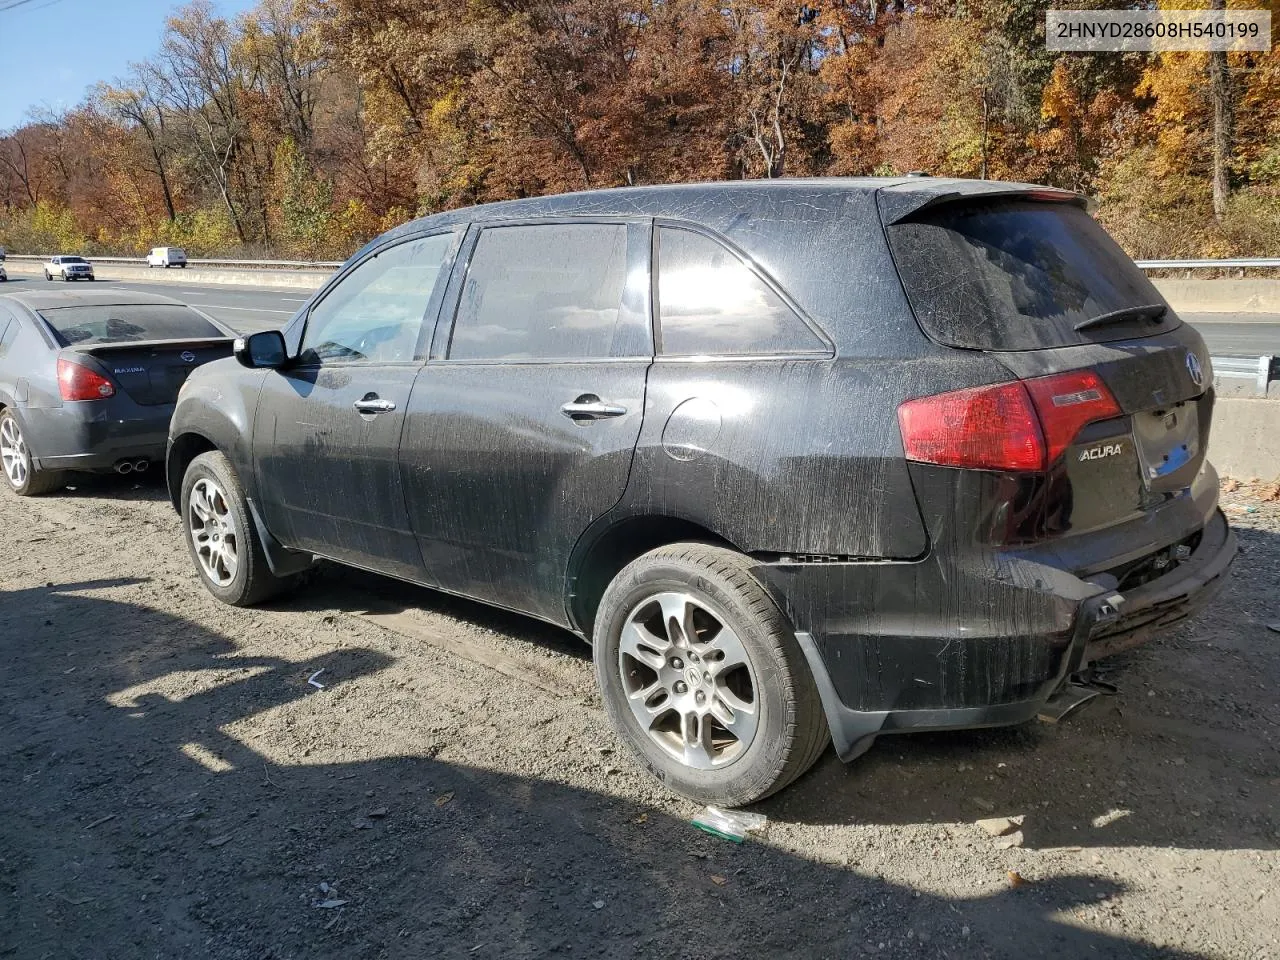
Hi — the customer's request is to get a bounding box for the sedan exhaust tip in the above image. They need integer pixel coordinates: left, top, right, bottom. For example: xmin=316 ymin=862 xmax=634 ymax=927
xmin=114 ymin=460 xmax=134 ymax=475
xmin=133 ymin=459 xmax=150 ymax=473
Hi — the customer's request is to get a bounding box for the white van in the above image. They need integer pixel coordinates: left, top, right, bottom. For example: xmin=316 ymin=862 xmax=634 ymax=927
xmin=146 ymin=247 xmax=187 ymax=268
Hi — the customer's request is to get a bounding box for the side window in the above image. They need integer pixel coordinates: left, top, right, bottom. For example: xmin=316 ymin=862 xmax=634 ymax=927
xmin=449 ymin=223 xmax=629 ymax=361
xmin=300 ymin=233 xmax=453 ymax=364
xmin=657 ymin=227 xmax=825 ymax=356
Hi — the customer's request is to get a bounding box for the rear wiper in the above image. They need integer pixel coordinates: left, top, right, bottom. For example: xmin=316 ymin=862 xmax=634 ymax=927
xmin=1074 ymin=303 xmax=1168 ymax=332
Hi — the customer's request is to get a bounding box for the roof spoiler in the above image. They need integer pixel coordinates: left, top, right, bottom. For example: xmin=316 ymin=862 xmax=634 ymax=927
xmin=878 ymin=186 xmax=1089 ymax=225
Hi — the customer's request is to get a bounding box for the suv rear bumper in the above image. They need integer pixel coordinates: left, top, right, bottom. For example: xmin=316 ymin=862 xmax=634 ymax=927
xmin=757 ymin=508 xmax=1236 ymax=761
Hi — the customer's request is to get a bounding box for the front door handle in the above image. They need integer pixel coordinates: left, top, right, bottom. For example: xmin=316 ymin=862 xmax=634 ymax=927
xmin=353 ymin=395 xmax=397 ymax=415
xmin=561 ymin=395 xmax=628 ymax=421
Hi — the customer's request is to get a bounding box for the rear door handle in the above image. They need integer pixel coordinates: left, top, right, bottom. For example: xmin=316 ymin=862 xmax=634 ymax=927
xmin=353 ymin=396 xmax=397 ymax=414
xmin=561 ymin=395 xmax=628 ymax=421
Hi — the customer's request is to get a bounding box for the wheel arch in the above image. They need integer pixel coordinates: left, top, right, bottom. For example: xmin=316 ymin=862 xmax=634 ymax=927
xmin=166 ymin=431 xmax=218 ymax=510
xmin=565 ymin=512 xmax=740 ymax=638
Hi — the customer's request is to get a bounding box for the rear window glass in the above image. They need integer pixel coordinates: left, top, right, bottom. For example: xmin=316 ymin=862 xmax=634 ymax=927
xmin=39 ymin=304 xmax=224 ymax=345
xmin=887 ymin=200 xmax=1177 ymax=351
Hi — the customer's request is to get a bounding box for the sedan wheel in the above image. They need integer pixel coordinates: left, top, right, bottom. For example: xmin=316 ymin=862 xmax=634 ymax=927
xmin=1 ymin=414 xmax=29 ymax=489
xmin=0 ymin=411 xmax=64 ymax=496
xmin=188 ymin=476 xmax=240 ymax=587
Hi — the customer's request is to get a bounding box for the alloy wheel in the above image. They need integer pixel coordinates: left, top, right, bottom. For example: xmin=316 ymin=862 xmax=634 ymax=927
xmin=188 ymin=477 xmax=239 ymax=586
xmin=0 ymin=417 xmax=29 ymax=489
xmin=617 ymin=591 xmax=760 ymax=769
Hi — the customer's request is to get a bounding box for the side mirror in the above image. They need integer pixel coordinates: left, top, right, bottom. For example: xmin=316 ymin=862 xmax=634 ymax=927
xmin=234 ymin=330 xmax=289 ymax=369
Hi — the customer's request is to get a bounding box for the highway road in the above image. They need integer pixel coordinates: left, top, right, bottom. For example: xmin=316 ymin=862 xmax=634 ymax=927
xmin=2 ymin=273 xmax=1277 ymax=356
xmin=0 ymin=274 xmax=309 ymax=334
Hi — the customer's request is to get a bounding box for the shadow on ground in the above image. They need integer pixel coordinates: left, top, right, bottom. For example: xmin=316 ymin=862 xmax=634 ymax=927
xmin=0 ymin=580 xmax=1228 ymax=959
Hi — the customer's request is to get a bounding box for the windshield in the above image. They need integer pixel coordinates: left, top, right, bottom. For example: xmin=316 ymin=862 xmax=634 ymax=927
xmin=886 ymin=200 xmax=1177 ymax=351
xmin=61 ymin=256 xmax=87 ymax=264
xmin=39 ymin=304 xmax=223 ymax=345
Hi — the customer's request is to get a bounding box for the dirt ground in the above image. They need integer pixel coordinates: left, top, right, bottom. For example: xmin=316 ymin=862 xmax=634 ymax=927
xmin=1 ymin=474 xmax=1277 ymax=960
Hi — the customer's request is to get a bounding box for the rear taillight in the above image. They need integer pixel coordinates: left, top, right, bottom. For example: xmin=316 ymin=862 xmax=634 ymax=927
xmin=58 ymin=358 xmax=115 ymax=401
xmin=899 ymin=370 xmax=1121 ymax=472
xmin=1022 ymin=369 xmax=1121 ymax=465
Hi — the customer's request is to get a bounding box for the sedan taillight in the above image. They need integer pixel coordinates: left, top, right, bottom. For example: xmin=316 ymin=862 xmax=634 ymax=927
xmin=898 ymin=370 xmax=1121 ymax=472
xmin=58 ymin=358 xmax=115 ymax=401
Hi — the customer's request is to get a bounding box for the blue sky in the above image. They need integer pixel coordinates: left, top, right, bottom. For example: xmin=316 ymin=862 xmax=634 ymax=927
xmin=0 ymin=0 xmax=257 ymax=131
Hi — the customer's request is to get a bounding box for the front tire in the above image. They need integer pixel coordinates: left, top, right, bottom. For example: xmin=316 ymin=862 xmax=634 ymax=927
xmin=181 ymin=450 xmax=298 ymax=606
xmin=0 ymin=411 xmax=64 ymax=496
xmin=594 ymin=542 xmax=829 ymax=806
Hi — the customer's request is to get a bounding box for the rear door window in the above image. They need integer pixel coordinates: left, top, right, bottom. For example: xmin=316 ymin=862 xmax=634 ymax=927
xmin=448 ymin=223 xmax=631 ymax=360
xmin=38 ymin=304 xmax=224 ymax=345
xmin=656 ymin=227 xmax=826 ymax=357
xmin=886 ymin=200 xmax=1177 ymax=351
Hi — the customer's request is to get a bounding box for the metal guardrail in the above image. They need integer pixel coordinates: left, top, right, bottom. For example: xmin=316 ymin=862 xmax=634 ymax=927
xmin=1212 ymin=355 xmax=1278 ymax=396
xmin=1136 ymin=258 xmax=1280 ymax=270
xmin=2 ymin=254 xmax=342 ymax=270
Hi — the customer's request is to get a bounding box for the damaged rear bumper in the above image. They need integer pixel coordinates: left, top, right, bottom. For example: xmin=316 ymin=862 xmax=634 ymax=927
xmin=757 ymin=509 xmax=1236 ymax=761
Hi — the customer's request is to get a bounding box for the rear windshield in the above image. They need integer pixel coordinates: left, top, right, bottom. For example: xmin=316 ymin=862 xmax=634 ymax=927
xmin=39 ymin=304 xmax=223 ymax=345
xmin=886 ymin=200 xmax=1177 ymax=351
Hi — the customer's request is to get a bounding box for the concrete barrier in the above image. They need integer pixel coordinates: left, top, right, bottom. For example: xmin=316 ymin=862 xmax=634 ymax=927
xmin=1154 ymin=278 xmax=1280 ymax=314
xmin=2 ymin=260 xmax=331 ymax=291
xmin=1210 ymin=397 xmax=1280 ymax=480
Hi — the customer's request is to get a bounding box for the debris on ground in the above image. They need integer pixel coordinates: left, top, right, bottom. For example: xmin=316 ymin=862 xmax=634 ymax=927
xmin=1007 ymin=871 xmax=1029 ymax=888
xmin=1091 ymin=808 xmax=1132 ymax=828
xmin=691 ymin=806 xmax=768 ymax=842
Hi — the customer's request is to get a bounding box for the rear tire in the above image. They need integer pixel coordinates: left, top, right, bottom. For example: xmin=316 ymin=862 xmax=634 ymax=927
xmin=181 ymin=450 xmax=299 ymax=606
xmin=0 ymin=411 xmax=65 ymax=497
xmin=594 ymin=542 xmax=829 ymax=806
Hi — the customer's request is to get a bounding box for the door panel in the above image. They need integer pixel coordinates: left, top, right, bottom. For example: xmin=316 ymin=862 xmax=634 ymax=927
xmin=254 ymin=365 xmax=423 ymax=579
xmin=250 ymin=230 xmax=461 ymax=579
xmin=399 ymin=361 xmax=647 ymax=621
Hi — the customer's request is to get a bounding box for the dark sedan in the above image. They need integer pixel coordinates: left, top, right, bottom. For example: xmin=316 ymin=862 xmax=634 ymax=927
xmin=0 ymin=289 xmax=235 ymax=495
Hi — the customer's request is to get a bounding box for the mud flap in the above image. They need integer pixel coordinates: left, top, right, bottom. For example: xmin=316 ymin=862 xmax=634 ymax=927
xmin=245 ymin=496 xmax=315 ymax=577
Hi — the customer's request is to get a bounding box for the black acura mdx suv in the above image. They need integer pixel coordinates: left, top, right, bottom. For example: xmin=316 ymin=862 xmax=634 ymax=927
xmin=167 ymin=178 xmax=1236 ymax=804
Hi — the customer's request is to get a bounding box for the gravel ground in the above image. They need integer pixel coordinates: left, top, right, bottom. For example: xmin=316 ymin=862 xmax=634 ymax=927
xmin=1 ymin=474 xmax=1277 ymax=959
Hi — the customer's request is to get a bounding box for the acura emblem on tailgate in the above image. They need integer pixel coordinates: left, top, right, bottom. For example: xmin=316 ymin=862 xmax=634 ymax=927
xmin=1186 ymin=351 xmax=1204 ymax=387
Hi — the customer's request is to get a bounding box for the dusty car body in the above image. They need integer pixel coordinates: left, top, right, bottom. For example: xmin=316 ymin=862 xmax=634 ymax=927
xmin=166 ymin=177 xmax=1236 ymax=804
